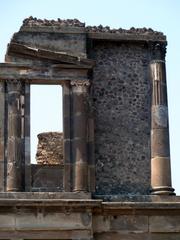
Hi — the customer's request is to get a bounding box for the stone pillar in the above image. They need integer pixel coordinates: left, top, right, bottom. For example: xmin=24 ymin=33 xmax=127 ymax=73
xmin=63 ymin=82 xmax=72 ymax=191
xmin=71 ymin=79 xmax=90 ymax=192
xmin=6 ymin=80 xmax=24 ymax=191
xmin=24 ymin=83 xmax=31 ymax=191
xmin=150 ymin=60 xmax=175 ymax=195
xmin=0 ymin=81 xmax=5 ymax=191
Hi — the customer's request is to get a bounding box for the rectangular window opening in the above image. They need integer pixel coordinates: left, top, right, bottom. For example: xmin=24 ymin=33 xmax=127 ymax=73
xmin=30 ymin=85 xmax=63 ymax=165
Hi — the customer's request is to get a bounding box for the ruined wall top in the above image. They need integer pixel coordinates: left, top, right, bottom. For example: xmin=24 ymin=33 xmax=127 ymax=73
xmin=22 ymin=16 xmax=85 ymax=27
xmin=20 ymin=16 xmax=166 ymax=42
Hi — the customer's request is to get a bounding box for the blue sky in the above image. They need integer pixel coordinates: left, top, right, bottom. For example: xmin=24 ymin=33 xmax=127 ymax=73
xmin=0 ymin=0 xmax=180 ymax=194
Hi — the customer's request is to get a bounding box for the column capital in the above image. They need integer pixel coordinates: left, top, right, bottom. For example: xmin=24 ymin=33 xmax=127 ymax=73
xmin=6 ymin=79 xmax=25 ymax=93
xmin=6 ymin=79 xmax=23 ymax=86
xmin=150 ymin=60 xmax=165 ymax=64
xmin=70 ymin=79 xmax=90 ymax=92
xmin=149 ymin=42 xmax=167 ymax=60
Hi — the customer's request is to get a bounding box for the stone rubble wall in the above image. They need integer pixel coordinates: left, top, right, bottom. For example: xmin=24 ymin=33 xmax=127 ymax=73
xmin=89 ymin=42 xmax=152 ymax=195
xmin=36 ymin=132 xmax=63 ymax=165
xmin=22 ymin=16 xmax=164 ymax=37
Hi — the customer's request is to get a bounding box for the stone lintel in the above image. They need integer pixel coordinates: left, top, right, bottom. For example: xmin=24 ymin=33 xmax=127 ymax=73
xmin=7 ymin=42 xmax=95 ymax=67
xmin=20 ymin=25 xmax=86 ymax=34
xmin=87 ymin=32 xmax=167 ymax=43
xmin=0 ymin=63 xmax=89 ymax=84
xmin=19 ymin=26 xmax=167 ymax=43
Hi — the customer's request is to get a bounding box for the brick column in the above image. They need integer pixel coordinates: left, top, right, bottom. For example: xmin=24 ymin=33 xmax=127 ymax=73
xmin=71 ymin=79 xmax=90 ymax=192
xmin=150 ymin=60 xmax=175 ymax=195
xmin=6 ymin=80 xmax=24 ymax=191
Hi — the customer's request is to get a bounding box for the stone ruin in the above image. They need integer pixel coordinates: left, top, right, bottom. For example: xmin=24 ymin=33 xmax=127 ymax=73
xmin=0 ymin=17 xmax=179 ymax=240
xmin=36 ymin=132 xmax=63 ymax=165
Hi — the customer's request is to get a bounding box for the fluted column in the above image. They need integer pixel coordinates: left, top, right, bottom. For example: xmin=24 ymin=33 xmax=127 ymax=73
xmin=71 ymin=79 xmax=90 ymax=192
xmin=6 ymin=80 xmax=24 ymax=191
xmin=150 ymin=60 xmax=175 ymax=195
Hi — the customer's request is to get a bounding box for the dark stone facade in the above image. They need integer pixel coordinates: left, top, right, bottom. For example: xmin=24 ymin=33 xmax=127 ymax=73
xmin=90 ymin=42 xmax=152 ymax=195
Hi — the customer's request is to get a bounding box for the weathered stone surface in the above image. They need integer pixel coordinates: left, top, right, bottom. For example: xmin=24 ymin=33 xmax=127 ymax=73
xmin=94 ymin=233 xmax=180 ymax=240
xmin=31 ymin=164 xmax=64 ymax=191
xmin=110 ymin=215 xmax=148 ymax=232
xmin=22 ymin=16 xmax=85 ymax=27
xmin=15 ymin=212 xmax=92 ymax=230
xmin=0 ymin=196 xmax=180 ymax=239
xmin=0 ymin=17 xmax=172 ymax=196
xmin=36 ymin=132 xmax=63 ymax=165
xmin=0 ymin=230 xmax=92 ymax=239
xmin=0 ymin=213 xmax=15 ymax=230
xmin=92 ymin=216 xmax=110 ymax=232
xmin=149 ymin=216 xmax=180 ymax=232
xmin=0 ymin=82 xmax=5 ymax=191
xmin=89 ymin=42 xmax=151 ymax=195
xmin=22 ymin=16 xmax=165 ymax=38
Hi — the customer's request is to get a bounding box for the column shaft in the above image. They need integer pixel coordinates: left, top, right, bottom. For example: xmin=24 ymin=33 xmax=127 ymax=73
xmin=6 ymin=80 xmax=24 ymax=191
xmin=71 ymin=80 xmax=89 ymax=192
xmin=24 ymin=83 xmax=31 ymax=191
xmin=150 ymin=60 xmax=175 ymax=195
xmin=0 ymin=81 xmax=5 ymax=191
xmin=63 ymin=82 xmax=72 ymax=191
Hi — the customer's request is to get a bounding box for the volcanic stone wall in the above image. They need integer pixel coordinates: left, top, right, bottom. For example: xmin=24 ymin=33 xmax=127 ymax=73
xmin=89 ymin=42 xmax=152 ymax=195
xmin=36 ymin=132 xmax=63 ymax=165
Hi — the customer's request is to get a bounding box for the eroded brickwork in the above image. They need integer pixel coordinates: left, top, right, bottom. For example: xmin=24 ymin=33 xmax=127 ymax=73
xmin=36 ymin=132 xmax=63 ymax=165
xmin=89 ymin=42 xmax=152 ymax=195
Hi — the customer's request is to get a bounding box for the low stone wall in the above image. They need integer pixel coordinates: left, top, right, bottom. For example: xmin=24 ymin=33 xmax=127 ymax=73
xmin=31 ymin=164 xmax=64 ymax=191
xmin=0 ymin=195 xmax=180 ymax=239
xmin=36 ymin=132 xmax=63 ymax=165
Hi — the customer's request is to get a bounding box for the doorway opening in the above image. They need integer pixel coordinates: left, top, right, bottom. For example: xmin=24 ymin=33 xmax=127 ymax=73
xmin=30 ymin=85 xmax=63 ymax=164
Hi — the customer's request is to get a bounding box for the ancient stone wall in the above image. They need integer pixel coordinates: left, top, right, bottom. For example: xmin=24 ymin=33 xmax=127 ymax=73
xmin=89 ymin=42 xmax=152 ymax=195
xmin=31 ymin=164 xmax=64 ymax=191
xmin=36 ymin=132 xmax=63 ymax=165
xmin=0 ymin=16 xmax=170 ymax=196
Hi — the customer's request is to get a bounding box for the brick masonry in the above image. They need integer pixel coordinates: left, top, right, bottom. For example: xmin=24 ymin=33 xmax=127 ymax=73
xmin=36 ymin=132 xmax=63 ymax=165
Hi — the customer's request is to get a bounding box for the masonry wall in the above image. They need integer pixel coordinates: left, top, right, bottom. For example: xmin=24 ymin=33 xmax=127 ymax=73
xmin=36 ymin=132 xmax=63 ymax=165
xmin=89 ymin=41 xmax=152 ymax=195
xmin=31 ymin=164 xmax=64 ymax=191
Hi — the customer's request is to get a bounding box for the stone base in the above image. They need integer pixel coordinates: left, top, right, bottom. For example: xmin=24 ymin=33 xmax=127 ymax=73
xmin=150 ymin=186 xmax=175 ymax=195
xmin=0 ymin=194 xmax=180 ymax=239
